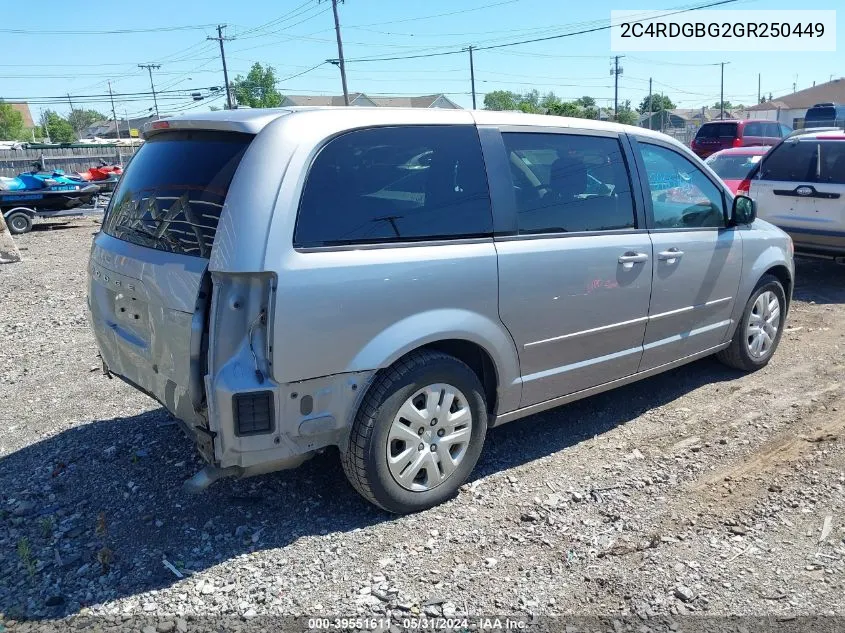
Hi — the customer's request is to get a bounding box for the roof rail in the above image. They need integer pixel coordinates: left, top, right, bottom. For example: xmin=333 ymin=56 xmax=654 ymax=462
xmin=786 ymin=126 xmax=841 ymax=138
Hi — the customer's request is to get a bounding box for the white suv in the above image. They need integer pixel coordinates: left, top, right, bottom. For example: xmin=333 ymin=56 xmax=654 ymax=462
xmin=751 ymin=130 xmax=845 ymax=260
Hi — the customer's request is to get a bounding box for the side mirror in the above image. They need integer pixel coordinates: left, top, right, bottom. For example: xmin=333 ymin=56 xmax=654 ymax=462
xmin=731 ymin=194 xmax=756 ymax=225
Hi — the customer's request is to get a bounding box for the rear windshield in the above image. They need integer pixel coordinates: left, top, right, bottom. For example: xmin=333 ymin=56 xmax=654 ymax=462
xmin=696 ymin=123 xmax=738 ymax=139
xmin=760 ymin=139 xmax=845 ymax=184
xmin=705 ymin=153 xmax=763 ymax=180
xmin=102 ymin=131 xmax=252 ymax=258
xmin=805 ymin=107 xmax=842 ymax=127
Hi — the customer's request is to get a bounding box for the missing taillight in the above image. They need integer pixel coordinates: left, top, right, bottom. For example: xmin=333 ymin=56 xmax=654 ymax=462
xmin=233 ymin=391 xmax=275 ymax=436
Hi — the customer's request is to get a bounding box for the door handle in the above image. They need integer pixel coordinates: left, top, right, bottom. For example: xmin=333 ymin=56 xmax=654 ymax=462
xmin=658 ymin=248 xmax=684 ymax=263
xmin=618 ymin=252 xmax=649 ymax=269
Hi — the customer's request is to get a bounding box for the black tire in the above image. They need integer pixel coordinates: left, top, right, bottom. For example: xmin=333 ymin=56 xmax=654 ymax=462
xmin=341 ymin=350 xmax=488 ymax=514
xmin=717 ymin=274 xmax=787 ymax=372
xmin=6 ymin=212 xmax=33 ymax=235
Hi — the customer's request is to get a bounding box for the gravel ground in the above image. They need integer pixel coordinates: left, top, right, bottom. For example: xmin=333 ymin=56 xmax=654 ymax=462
xmin=1 ymin=222 xmax=844 ymax=630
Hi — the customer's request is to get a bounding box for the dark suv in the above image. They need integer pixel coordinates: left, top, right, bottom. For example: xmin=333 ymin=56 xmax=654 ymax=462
xmin=691 ymin=120 xmax=791 ymax=158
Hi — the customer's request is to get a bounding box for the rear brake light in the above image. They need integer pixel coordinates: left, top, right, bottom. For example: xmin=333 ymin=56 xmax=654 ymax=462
xmin=150 ymin=120 xmax=170 ymax=130
xmin=732 ymin=138 xmax=743 ymax=147
xmin=737 ymin=180 xmax=750 ymax=196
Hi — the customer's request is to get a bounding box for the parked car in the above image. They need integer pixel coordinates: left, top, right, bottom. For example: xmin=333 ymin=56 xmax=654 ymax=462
xmin=88 ymin=109 xmax=794 ymax=513
xmin=751 ymin=129 xmax=845 ymax=259
xmin=690 ymin=120 xmax=791 ymax=158
xmin=804 ymin=103 xmax=845 ymax=130
xmin=705 ymin=146 xmax=769 ymax=195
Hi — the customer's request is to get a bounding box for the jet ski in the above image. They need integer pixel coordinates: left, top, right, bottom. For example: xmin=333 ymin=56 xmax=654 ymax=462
xmin=75 ymin=159 xmax=123 ymax=192
xmin=0 ymin=168 xmax=100 ymax=211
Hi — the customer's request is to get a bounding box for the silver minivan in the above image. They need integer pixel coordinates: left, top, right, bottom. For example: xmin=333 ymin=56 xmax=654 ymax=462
xmin=88 ymin=108 xmax=794 ymax=513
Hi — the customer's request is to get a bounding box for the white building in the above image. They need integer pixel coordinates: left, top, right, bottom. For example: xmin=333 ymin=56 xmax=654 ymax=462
xmin=745 ymin=78 xmax=845 ymax=129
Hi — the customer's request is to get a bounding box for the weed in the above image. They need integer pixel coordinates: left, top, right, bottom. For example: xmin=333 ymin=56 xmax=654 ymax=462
xmin=39 ymin=517 xmax=54 ymax=539
xmin=16 ymin=538 xmax=36 ymax=579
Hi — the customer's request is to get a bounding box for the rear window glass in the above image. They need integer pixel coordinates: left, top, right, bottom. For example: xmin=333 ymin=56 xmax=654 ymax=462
xmin=294 ymin=125 xmax=492 ymax=247
xmin=760 ymin=139 xmax=845 ymax=184
xmin=705 ymin=154 xmax=763 ymax=180
xmin=806 ymin=107 xmax=836 ymax=122
xmin=103 ymin=131 xmax=251 ymax=258
xmin=696 ymin=123 xmax=738 ymax=139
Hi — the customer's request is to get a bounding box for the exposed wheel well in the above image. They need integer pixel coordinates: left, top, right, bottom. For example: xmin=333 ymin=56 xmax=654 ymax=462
xmin=401 ymin=339 xmax=500 ymax=417
xmin=764 ymin=264 xmax=793 ymax=312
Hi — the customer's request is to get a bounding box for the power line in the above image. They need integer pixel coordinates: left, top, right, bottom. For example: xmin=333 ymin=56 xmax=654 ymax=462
xmin=3 ymin=86 xmax=223 ymax=101
xmin=345 ymin=0 xmax=520 ymax=28
xmin=341 ymin=0 xmax=738 ymax=63
xmin=0 ymin=24 xmax=217 ymax=35
xmin=234 ymin=0 xmax=318 ymax=38
xmin=278 ymin=61 xmax=328 ymax=82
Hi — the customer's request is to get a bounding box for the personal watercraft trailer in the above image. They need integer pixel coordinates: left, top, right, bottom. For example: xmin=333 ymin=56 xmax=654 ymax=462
xmin=1 ymin=172 xmax=100 ymax=235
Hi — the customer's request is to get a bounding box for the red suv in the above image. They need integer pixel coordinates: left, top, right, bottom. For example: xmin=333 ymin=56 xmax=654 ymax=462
xmin=690 ymin=119 xmax=791 ymax=158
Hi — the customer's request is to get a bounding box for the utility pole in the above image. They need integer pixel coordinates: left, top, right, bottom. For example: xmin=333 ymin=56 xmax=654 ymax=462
xmin=719 ymin=62 xmax=729 ymax=120
xmin=757 ymin=73 xmax=761 ymax=103
xmin=66 ymin=93 xmax=75 ymax=114
xmin=647 ymin=77 xmax=653 ymax=130
xmin=208 ymin=25 xmax=234 ymax=109
xmin=610 ymin=56 xmax=624 ymax=119
xmin=108 ymin=81 xmax=120 ymax=141
xmin=138 ymin=64 xmax=161 ymax=118
xmin=468 ymin=46 xmax=477 ymax=109
xmin=330 ymin=0 xmax=350 ymax=105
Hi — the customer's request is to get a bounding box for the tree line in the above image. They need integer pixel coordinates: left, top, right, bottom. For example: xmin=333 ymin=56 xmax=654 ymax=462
xmin=0 ymin=104 xmax=107 ymax=143
xmin=3 ymin=60 xmax=751 ymax=142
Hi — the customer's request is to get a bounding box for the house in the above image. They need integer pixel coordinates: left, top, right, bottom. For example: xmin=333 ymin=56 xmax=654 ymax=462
xmin=638 ymin=107 xmax=744 ymax=130
xmin=84 ymin=115 xmax=158 ymax=139
xmin=368 ymin=95 xmax=461 ymax=109
xmin=279 ymin=93 xmax=461 ymax=109
xmin=746 ymin=78 xmax=845 ymax=129
xmin=3 ymin=102 xmax=35 ymax=128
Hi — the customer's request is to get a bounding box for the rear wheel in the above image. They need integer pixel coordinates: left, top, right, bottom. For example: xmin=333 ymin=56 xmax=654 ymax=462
xmin=341 ymin=350 xmax=488 ymax=513
xmin=717 ymin=274 xmax=786 ymax=371
xmin=6 ymin=211 xmax=33 ymax=235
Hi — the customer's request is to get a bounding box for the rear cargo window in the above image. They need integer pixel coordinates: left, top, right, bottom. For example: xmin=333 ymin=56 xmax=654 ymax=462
xmin=760 ymin=140 xmax=845 ymax=184
xmin=102 ymin=131 xmax=251 ymax=258
xmin=294 ymin=125 xmax=493 ymax=247
xmin=695 ymin=123 xmax=738 ymax=139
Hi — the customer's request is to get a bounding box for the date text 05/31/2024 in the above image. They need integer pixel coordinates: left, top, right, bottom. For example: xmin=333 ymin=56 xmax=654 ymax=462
xmin=307 ymin=617 xmax=529 ymax=630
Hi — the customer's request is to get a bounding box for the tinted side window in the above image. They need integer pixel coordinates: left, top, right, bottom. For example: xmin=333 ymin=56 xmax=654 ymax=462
xmin=779 ymin=124 xmax=792 ymax=137
xmin=819 ymin=141 xmax=845 ymax=184
xmin=639 ymin=144 xmax=725 ymax=229
xmin=744 ymin=122 xmax=763 ymax=136
xmin=501 ymin=132 xmax=636 ymax=234
xmin=768 ymin=140 xmax=845 ymax=184
xmin=294 ymin=125 xmax=492 ymax=247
